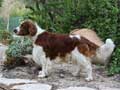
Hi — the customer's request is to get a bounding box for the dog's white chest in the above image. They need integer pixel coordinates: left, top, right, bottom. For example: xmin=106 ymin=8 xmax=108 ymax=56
xmin=32 ymin=44 xmax=45 ymax=66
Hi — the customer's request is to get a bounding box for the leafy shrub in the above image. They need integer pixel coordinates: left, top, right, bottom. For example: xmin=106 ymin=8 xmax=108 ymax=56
xmin=25 ymin=0 xmax=120 ymax=74
xmin=6 ymin=37 xmax=32 ymax=58
xmin=0 ymin=30 xmax=13 ymax=44
xmin=26 ymin=0 xmax=83 ymax=33
xmin=0 ymin=18 xmax=7 ymax=30
xmin=0 ymin=0 xmax=3 ymax=7
xmin=108 ymin=48 xmax=120 ymax=75
xmin=5 ymin=37 xmax=32 ymax=68
xmin=10 ymin=3 xmax=30 ymax=17
xmin=25 ymin=0 xmax=119 ymax=38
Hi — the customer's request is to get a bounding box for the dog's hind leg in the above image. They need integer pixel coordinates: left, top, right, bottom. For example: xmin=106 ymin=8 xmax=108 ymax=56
xmin=72 ymin=47 xmax=93 ymax=81
xmin=84 ymin=60 xmax=93 ymax=81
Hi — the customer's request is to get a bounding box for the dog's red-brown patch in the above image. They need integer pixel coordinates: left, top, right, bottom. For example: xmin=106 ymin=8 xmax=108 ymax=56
xmin=78 ymin=37 xmax=99 ymax=57
xmin=35 ymin=32 xmax=79 ymax=60
xmin=35 ymin=32 xmax=99 ymax=60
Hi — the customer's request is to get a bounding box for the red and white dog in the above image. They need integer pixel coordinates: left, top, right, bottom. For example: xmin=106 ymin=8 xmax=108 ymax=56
xmin=14 ymin=20 xmax=106 ymax=81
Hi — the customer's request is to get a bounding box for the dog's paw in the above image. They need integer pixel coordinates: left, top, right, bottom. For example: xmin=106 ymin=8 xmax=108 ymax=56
xmin=85 ymin=77 xmax=93 ymax=81
xmin=38 ymin=71 xmax=46 ymax=78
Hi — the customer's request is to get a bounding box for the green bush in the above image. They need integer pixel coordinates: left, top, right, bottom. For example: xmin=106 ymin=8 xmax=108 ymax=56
xmin=108 ymin=48 xmax=120 ymax=75
xmin=0 ymin=0 xmax=3 ymax=7
xmin=25 ymin=0 xmax=120 ymax=74
xmin=6 ymin=37 xmax=32 ymax=58
xmin=25 ymin=0 xmax=119 ymax=38
xmin=0 ymin=30 xmax=13 ymax=44
xmin=110 ymin=39 xmax=120 ymax=72
xmin=5 ymin=37 xmax=32 ymax=68
xmin=0 ymin=18 xmax=6 ymax=30
xmin=26 ymin=0 xmax=83 ymax=33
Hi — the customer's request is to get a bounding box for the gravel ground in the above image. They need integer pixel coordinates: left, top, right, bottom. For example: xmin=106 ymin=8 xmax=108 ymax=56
xmin=0 ymin=63 xmax=120 ymax=90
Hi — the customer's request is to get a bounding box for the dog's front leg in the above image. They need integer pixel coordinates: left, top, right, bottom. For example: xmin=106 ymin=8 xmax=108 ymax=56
xmin=32 ymin=46 xmax=51 ymax=78
xmin=38 ymin=57 xmax=52 ymax=78
xmin=38 ymin=56 xmax=48 ymax=78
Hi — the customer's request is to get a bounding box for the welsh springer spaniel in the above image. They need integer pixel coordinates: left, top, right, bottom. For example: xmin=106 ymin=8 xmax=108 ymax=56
xmin=14 ymin=20 xmax=103 ymax=81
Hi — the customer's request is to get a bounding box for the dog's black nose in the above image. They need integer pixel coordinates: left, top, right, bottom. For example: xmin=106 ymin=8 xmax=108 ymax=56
xmin=14 ymin=29 xmax=17 ymax=33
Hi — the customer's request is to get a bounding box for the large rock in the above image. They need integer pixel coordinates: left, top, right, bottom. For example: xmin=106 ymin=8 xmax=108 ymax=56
xmin=0 ymin=78 xmax=37 ymax=85
xmin=100 ymin=87 xmax=120 ymax=90
xmin=0 ymin=77 xmax=52 ymax=90
xmin=12 ymin=83 xmax=52 ymax=90
xmin=70 ymin=29 xmax=104 ymax=47
xmin=58 ymin=87 xmax=96 ymax=90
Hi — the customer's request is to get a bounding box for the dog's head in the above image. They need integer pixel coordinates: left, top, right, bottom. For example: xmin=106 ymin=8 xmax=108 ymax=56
xmin=14 ymin=20 xmax=37 ymax=36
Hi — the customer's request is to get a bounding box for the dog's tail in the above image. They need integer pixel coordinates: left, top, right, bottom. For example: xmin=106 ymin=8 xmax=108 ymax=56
xmin=101 ymin=39 xmax=115 ymax=58
xmin=93 ymin=38 xmax=115 ymax=64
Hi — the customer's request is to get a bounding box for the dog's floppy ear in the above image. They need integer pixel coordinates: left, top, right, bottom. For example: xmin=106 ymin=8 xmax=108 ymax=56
xmin=28 ymin=21 xmax=37 ymax=36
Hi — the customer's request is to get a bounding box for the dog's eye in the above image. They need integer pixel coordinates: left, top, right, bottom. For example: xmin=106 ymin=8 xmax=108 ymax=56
xmin=21 ymin=24 xmax=24 ymax=27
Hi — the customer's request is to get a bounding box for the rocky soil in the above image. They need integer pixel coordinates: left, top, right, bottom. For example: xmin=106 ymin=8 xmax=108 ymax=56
xmin=0 ymin=63 xmax=120 ymax=90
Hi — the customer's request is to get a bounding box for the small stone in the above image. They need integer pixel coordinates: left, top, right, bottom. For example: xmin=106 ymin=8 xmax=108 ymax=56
xmin=0 ymin=78 xmax=37 ymax=85
xmin=59 ymin=74 xmax=64 ymax=78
